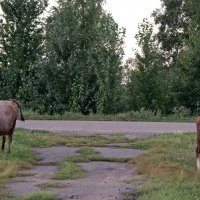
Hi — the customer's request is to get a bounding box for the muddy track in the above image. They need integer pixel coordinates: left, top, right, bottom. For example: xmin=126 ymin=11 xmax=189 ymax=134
xmin=7 ymin=146 xmax=144 ymax=200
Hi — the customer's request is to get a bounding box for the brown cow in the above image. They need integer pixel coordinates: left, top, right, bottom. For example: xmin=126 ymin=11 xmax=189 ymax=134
xmin=0 ymin=99 xmax=24 ymax=153
xmin=196 ymin=116 xmax=200 ymax=170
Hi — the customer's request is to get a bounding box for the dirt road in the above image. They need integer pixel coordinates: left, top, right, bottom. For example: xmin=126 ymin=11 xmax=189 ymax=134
xmin=16 ymin=120 xmax=196 ymax=137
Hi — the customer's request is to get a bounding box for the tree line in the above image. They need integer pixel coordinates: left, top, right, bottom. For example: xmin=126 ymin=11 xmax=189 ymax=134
xmin=0 ymin=0 xmax=199 ymax=116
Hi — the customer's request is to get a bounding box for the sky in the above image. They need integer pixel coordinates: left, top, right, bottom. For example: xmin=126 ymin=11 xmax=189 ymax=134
xmin=103 ymin=0 xmax=161 ymax=60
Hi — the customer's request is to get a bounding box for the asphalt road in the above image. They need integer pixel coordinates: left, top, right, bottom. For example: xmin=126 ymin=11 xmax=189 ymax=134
xmin=16 ymin=120 xmax=196 ymax=137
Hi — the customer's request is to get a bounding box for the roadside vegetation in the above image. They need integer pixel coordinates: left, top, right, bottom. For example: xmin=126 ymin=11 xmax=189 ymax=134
xmin=23 ymin=108 xmax=195 ymax=122
xmin=126 ymin=132 xmax=200 ymax=200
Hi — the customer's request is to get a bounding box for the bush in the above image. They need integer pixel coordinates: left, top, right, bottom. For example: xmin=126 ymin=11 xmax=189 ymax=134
xmin=172 ymin=106 xmax=191 ymax=118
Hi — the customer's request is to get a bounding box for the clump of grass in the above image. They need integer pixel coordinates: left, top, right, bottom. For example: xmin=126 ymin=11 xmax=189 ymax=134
xmin=0 ymin=160 xmax=23 ymax=183
xmin=67 ymin=146 xmax=129 ymax=163
xmin=13 ymin=192 xmax=59 ymax=200
xmin=52 ymin=161 xmax=84 ymax=180
xmin=37 ymin=182 xmax=66 ymax=189
xmin=0 ymin=185 xmax=14 ymax=200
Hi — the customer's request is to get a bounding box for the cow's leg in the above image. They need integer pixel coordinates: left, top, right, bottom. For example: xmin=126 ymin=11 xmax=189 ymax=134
xmin=8 ymin=121 xmax=16 ymax=153
xmin=196 ymin=146 xmax=200 ymax=170
xmin=197 ymin=156 xmax=200 ymax=171
xmin=8 ymin=135 xmax=12 ymax=154
xmin=2 ymin=135 xmax=6 ymax=152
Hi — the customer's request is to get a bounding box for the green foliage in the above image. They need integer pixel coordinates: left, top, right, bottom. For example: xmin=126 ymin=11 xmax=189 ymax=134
xmin=126 ymin=19 xmax=167 ymax=113
xmin=27 ymin=0 xmax=125 ymax=115
xmin=0 ymin=0 xmax=48 ymax=100
xmin=152 ymin=0 xmax=190 ymax=66
xmin=125 ymin=0 xmax=200 ymax=115
xmin=176 ymin=0 xmax=200 ymax=114
xmin=172 ymin=106 xmax=191 ymax=118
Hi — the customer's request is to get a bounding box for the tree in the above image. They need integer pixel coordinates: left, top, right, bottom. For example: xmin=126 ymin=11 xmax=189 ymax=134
xmin=31 ymin=0 xmax=125 ymax=115
xmin=126 ymin=19 xmax=168 ymax=112
xmin=177 ymin=0 xmax=200 ymax=113
xmin=0 ymin=0 xmax=48 ymax=100
xmin=152 ymin=0 xmax=190 ymax=66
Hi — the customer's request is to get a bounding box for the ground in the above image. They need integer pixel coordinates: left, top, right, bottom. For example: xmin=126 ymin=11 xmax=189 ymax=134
xmin=7 ymin=144 xmax=144 ymax=199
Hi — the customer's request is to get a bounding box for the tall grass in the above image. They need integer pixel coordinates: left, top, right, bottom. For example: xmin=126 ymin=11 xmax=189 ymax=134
xmin=23 ymin=108 xmax=195 ymax=122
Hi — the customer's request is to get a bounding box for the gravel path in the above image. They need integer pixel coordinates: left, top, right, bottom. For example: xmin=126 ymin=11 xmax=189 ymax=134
xmin=16 ymin=120 xmax=196 ymax=137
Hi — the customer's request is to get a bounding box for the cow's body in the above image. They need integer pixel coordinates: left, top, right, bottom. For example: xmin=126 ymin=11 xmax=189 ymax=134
xmin=0 ymin=100 xmax=24 ymax=153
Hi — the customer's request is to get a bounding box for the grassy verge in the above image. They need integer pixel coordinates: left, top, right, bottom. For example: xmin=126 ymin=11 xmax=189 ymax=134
xmin=126 ymin=132 xmax=200 ymax=200
xmin=23 ymin=109 xmax=195 ymax=122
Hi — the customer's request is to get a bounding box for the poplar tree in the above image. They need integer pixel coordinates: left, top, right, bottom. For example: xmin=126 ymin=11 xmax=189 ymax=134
xmin=0 ymin=0 xmax=48 ymax=99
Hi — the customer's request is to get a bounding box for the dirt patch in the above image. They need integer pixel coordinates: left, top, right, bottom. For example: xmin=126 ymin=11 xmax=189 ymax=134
xmin=33 ymin=146 xmax=79 ymax=163
xmin=93 ymin=147 xmax=144 ymax=159
xmin=7 ymin=146 xmax=144 ymax=199
xmin=53 ymin=162 xmax=134 ymax=200
xmin=8 ymin=166 xmax=59 ymax=195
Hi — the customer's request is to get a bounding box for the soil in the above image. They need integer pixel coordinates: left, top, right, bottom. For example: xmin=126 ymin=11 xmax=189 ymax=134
xmin=7 ymin=146 xmax=144 ymax=200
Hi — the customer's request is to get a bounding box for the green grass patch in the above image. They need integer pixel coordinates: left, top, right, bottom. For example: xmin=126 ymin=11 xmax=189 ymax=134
xmin=67 ymin=146 xmax=129 ymax=163
xmin=37 ymin=182 xmax=66 ymax=189
xmin=134 ymin=176 xmax=200 ymax=200
xmin=13 ymin=192 xmax=59 ymax=200
xmin=52 ymin=161 xmax=84 ymax=180
xmin=127 ymin=132 xmax=200 ymax=199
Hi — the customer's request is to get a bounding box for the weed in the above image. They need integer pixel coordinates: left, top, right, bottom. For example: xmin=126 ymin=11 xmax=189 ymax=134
xmin=37 ymin=182 xmax=66 ymax=189
xmin=13 ymin=192 xmax=59 ymax=200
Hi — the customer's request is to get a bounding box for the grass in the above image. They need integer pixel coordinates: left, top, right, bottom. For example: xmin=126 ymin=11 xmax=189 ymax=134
xmin=52 ymin=161 xmax=84 ymax=180
xmin=37 ymin=182 xmax=66 ymax=189
xmin=2 ymin=128 xmax=199 ymax=199
xmin=23 ymin=109 xmax=195 ymax=122
xmin=0 ymin=129 xmax=132 ymax=184
xmin=13 ymin=192 xmax=59 ymax=200
xmin=53 ymin=146 xmax=129 ymax=180
xmin=125 ymin=132 xmax=200 ymax=200
xmin=0 ymin=128 xmax=133 ymax=199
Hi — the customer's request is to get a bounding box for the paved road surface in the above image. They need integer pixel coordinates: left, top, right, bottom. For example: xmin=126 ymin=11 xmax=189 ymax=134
xmin=16 ymin=120 xmax=196 ymax=137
